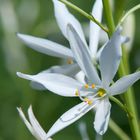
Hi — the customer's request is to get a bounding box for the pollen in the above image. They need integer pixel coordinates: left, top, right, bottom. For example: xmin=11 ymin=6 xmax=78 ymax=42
xmin=84 ymin=98 xmax=93 ymax=105
xmin=84 ymin=84 xmax=89 ymax=89
xmin=67 ymin=58 xmax=73 ymax=64
xmin=91 ymin=84 xmax=95 ymax=89
xmin=75 ymin=89 xmax=79 ymax=96
xmin=98 ymin=88 xmax=106 ymax=97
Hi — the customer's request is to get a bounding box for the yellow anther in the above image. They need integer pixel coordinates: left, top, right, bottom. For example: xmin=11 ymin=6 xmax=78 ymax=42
xmin=87 ymin=100 xmax=93 ymax=105
xmin=98 ymin=88 xmax=106 ymax=97
xmin=91 ymin=84 xmax=95 ymax=89
xmin=75 ymin=89 xmax=79 ymax=96
xmin=84 ymin=98 xmax=93 ymax=105
xmin=84 ymin=84 xmax=89 ymax=89
xmin=67 ymin=58 xmax=73 ymax=64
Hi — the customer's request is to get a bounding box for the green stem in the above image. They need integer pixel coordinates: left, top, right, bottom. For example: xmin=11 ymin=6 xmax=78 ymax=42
xmin=114 ymin=0 xmax=126 ymax=24
xmin=109 ymin=96 xmax=133 ymax=119
xmin=109 ymin=118 xmax=131 ymax=140
xmin=119 ymin=47 xmax=140 ymax=140
xmin=103 ymin=1 xmax=140 ymax=139
xmin=102 ymin=0 xmax=115 ymax=36
xmin=118 ymin=3 xmax=140 ymax=27
xmin=59 ymin=0 xmax=108 ymax=33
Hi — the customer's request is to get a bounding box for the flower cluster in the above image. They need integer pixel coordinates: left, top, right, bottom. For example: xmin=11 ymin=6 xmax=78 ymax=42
xmin=17 ymin=0 xmax=140 ymax=139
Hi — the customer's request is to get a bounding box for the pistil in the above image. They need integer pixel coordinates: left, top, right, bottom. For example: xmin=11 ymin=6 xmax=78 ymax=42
xmin=97 ymin=88 xmax=106 ymax=97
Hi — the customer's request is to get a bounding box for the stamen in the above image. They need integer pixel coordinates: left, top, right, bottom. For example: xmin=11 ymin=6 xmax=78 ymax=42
xmin=84 ymin=98 xmax=93 ymax=105
xmin=67 ymin=58 xmax=73 ymax=64
xmin=91 ymin=84 xmax=95 ymax=89
xmin=84 ymin=84 xmax=89 ymax=89
xmin=75 ymin=89 xmax=79 ymax=96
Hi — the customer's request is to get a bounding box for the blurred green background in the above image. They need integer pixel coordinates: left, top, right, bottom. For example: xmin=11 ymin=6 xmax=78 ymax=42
xmin=0 ymin=0 xmax=140 ymax=139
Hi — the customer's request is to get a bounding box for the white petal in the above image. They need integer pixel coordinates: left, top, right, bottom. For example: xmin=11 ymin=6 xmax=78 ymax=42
xmin=46 ymin=102 xmax=96 ymax=138
xmin=17 ymin=33 xmax=73 ymax=59
xmin=99 ymin=27 xmax=123 ymax=88
xmin=94 ymin=99 xmax=111 ymax=135
xmin=30 ymin=81 xmax=46 ymax=91
xmin=89 ymin=0 xmax=103 ymax=57
xmin=40 ymin=64 xmax=79 ymax=76
xmin=30 ymin=64 xmax=80 ymax=90
xmin=52 ymin=0 xmax=87 ymax=45
xmin=28 ymin=106 xmax=47 ymax=140
xmin=75 ymin=71 xmax=86 ymax=84
xmin=67 ymin=24 xmax=101 ymax=85
xmin=109 ymin=71 xmax=140 ymax=96
xmin=121 ymin=36 xmax=129 ymax=44
xmin=17 ymin=72 xmax=82 ymax=97
xmin=17 ymin=107 xmax=34 ymax=136
xmin=17 ymin=107 xmax=40 ymax=140
xmin=96 ymin=43 xmax=106 ymax=61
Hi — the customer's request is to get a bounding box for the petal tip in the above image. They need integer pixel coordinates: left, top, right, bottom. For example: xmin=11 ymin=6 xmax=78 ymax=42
xmin=16 ymin=33 xmax=25 ymax=39
xmin=94 ymin=125 xmax=106 ymax=135
xmin=116 ymin=26 xmax=123 ymax=34
xmin=28 ymin=105 xmax=33 ymax=113
xmin=17 ymin=107 xmax=22 ymax=113
xmin=16 ymin=72 xmax=23 ymax=78
xmin=16 ymin=72 xmax=31 ymax=81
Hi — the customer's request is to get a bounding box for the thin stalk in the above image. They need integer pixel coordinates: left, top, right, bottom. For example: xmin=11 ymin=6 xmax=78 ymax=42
xmin=114 ymin=0 xmax=126 ymax=24
xmin=122 ymin=47 xmax=138 ymax=118
xmin=118 ymin=4 xmax=140 ymax=27
xmin=109 ymin=96 xmax=133 ymax=119
xmin=118 ymin=48 xmax=140 ymax=140
xmin=102 ymin=1 xmax=140 ymax=139
xmin=59 ymin=0 xmax=108 ymax=33
xmin=109 ymin=119 xmax=131 ymax=140
xmin=102 ymin=0 xmax=115 ymax=36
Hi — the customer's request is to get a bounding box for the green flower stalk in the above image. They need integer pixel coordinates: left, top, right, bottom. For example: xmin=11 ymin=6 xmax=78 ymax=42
xmin=102 ymin=0 xmax=140 ymax=139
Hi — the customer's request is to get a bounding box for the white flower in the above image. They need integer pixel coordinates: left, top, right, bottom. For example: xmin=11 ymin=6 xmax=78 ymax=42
xmin=17 ymin=0 xmax=103 ymax=90
xmin=17 ymin=24 xmax=140 ymax=137
xmin=17 ymin=106 xmax=52 ymax=140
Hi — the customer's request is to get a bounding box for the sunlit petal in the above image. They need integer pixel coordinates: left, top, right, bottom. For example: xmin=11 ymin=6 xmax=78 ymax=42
xmin=52 ymin=0 xmax=87 ymax=45
xmin=17 ymin=107 xmax=35 ymax=136
xmin=17 ymin=107 xmax=41 ymax=140
xmin=28 ymin=106 xmax=47 ymax=140
xmin=109 ymin=71 xmax=140 ymax=95
xmin=99 ymin=27 xmax=123 ymax=88
xmin=94 ymin=98 xmax=111 ymax=135
xmin=75 ymin=71 xmax=86 ymax=84
xmin=17 ymin=72 xmax=82 ymax=97
xmin=17 ymin=33 xmax=73 ymax=59
xmin=30 ymin=64 xmax=80 ymax=90
xmin=89 ymin=0 xmax=103 ymax=57
xmin=67 ymin=24 xmax=101 ymax=85
xmin=46 ymin=102 xmax=96 ymax=138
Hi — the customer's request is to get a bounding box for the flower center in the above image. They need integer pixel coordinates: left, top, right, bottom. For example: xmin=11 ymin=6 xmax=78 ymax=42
xmin=97 ymin=88 xmax=106 ymax=97
xmin=75 ymin=84 xmax=106 ymax=105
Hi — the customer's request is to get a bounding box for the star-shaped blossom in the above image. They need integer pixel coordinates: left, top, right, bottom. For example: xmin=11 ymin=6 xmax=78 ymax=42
xmin=17 ymin=23 xmax=140 ymax=137
xmin=16 ymin=0 xmax=103 ymax=90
